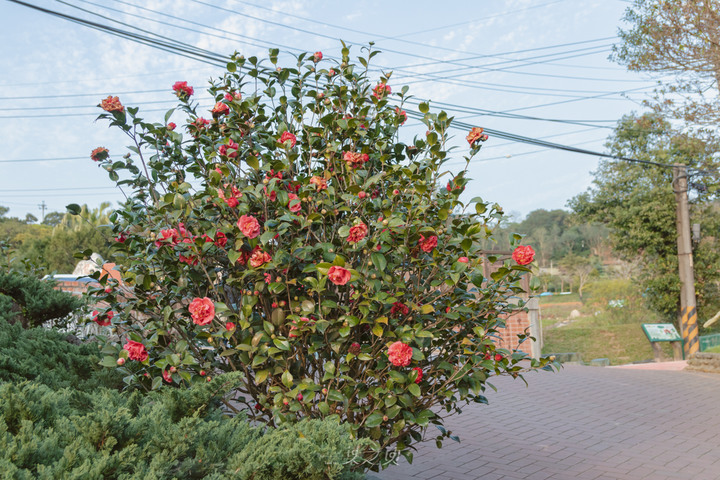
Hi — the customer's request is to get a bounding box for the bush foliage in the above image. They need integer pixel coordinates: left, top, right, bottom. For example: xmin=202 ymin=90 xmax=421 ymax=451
xmin=0 ymin=374 xmax=367 ymax=479
xmin=89 ymin=45 xmax=555 ymax=462
xmin=0 ymin=270 xmax=82 ymax=328
xmin=0 ymin=319 xmax=123 ymax=392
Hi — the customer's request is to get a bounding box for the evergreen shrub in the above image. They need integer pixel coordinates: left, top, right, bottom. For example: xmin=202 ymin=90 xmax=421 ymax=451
xmin=0 ymin=374 xmax=367 ymax=479
xmin=0 ymin=270 xmax=82 ymax=328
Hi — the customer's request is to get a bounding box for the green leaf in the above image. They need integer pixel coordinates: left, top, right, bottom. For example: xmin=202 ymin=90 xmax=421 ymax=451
xmin=281 ymin=370 xmax=294 ymax=388
xmin=371 ymin=252 xmax=387 ymax=272
xmin=227 ymin=61 xmax=237 ymax=72
xmin=372 ymin=323 xmax=384 ymax=337
xmin=419 ymin=102 xmax=429 ymax=113
xmin=365 ymin=412 xmax=384 ymax=428
xmin=408 ymin=383 xmax=421 ymax=397
xmin=255 ymin=369 xmax=269 ymax=384
xmin=66 ymin=204 xmax=81 ymax=215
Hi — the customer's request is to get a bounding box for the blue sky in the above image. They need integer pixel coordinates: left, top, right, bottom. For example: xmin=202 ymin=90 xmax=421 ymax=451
xmin=0 ymin=0 xmax=656 ymax=222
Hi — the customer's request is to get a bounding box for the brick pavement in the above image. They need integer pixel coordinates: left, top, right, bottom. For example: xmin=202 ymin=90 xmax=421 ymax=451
xmin=376 ymin=365 xmax=720 ymax=480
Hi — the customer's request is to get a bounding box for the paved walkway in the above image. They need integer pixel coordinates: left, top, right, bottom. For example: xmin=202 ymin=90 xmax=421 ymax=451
xmin=377 ymin=365 xmax=720 ymax=480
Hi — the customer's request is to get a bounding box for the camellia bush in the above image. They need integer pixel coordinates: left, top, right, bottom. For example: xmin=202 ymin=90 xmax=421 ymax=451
xmin=87 ymin=45 xmax=554 ymax=465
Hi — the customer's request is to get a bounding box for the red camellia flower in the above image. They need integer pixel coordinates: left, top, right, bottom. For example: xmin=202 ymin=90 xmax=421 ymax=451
xmin=328 ymin=265 xmax=351 ymax=285
xmin=172 ymin=81 xmax=194 ymax=98
xmin=90 ymin=147 xmax=109 ymax=162
xmin=372 ymin=83 xmax=391 ymax=99
xmin=279 ymin=131 xmax=297 ymax=148
xmin=167 ymin=122 xmax=176 ymax=131
xmin=458 ymin=257 xmax=469 ymax=263
xmin=100 ymin=96 xmax=124 ymax=112
xmin=314 ymin=51 xmax=323 ymax=62
xmin=226 ymin=321 xmax=236 ymax=331
xmin=154 ymin=228 xmax=180 ymax=248
xmin=288 ymin=193 xmax=302 ymax=213
xmin=123 ymin=340 xmax=148 ymax=361
xmin=349 ymin=342 xmax=361 ymax=355
xmin=387 ymin=341 xmax=412 ymax=367
xmin=248 ymin=249 xmax=272 ymax=268
xmin=512 ymin=245 xmax=535 ymax=265
xmin=418 ymin=234 xmax=438 ymax=253
xmin=237 ymin=215 xmax=261 ymax=238
xmin=466 ymin=127 xmax=489 ymax=145
xmin=92 ymin=309 xmax=113 ymax=326
xmin=211 ymin=101 xmax=229 ymax=115
xmin=219 ymin=139 xmax=239 ymax=158
xmin=358 ymin=191 xmax=366 ymax=199
xmin=347 ymin=222 xmax=368 ymax=244
xmin=395 ymin=107 xmax=407 ymax=125
xmin=179 ymin=254 xmax=198 ymax=266
xmin=343 ymin=151 xmax=369 ymax=168
xmin=162 ymin=370 xmax=173 ymax=383
xmin=189 ymin=297 xmax=215 ymax=325
xmin=494 ymin=353 xmax=503 ymax=362
xmin=213 ymin=231 xmax=227 ymax=247
xmin=219 ymin=184 xmax=242 ymax=207
xmin=115 ymin=232 xmax=127 ymax=243
xmin=390 ymin=302 xmax=409 ymax=317
xmin=412 ymin=367 xmax=423 ymax=384
xmin=309 ymin=175 xmax=327 ymax=191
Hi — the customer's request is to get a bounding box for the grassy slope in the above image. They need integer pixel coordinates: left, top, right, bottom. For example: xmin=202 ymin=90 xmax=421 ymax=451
xmin=539 ymin=295 xmax=677 ymax=365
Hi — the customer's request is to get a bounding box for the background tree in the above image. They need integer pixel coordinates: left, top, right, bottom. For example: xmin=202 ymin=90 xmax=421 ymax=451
xmin=569 ymin=112 xmax=720 ymax=322
xmin=613 ymin=0 xmax=720 ymax=125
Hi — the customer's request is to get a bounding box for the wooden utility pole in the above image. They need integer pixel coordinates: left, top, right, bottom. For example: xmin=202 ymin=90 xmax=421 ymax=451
xmin=673 ymin=164 xmax=699 ymax=357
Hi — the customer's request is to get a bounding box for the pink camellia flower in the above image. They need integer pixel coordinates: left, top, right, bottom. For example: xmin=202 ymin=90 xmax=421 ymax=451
xmin=167 ymin=122 xmax=176 ymax=131
xmin=219 ymin=139 xmax=239 ymax=158
xmin=172 ymin=81 xmax=194 ymax=98
xmin=100 ymin=96 xmax=124 ymax=112
xmin=249 ymin=249 xmax=272 ymax=268
xmin=237 ymin=215 xmax=261 ymax=238
xmin=358 ymin=191 xmax=366 ymax=199
xmin=418 ymin=234 xmax=438 ymax=253
xmin=226 ymin=321 xmax=236 ymax=331
xmin=211 ymin=101 xmax=229 ymax=115
xmin=395 ymin=107 xmax=407 ymax=125
xmin=162 ymin=370 xmax=173 ymax=383
xmin=288 ymin=193 xmax=302 ymax=213
xmin=314 ymin=51 xmax=323 ymax=62
xmin=343 ymin=151 xmax=369 ymax=168
xmin=189 ymin=297 xmax=215 ymax=326
xmin=387 ymin=341 xmax=412 ymax=367
xmin=466 ymin=127 xmax=488 ymax=145
xmin=328 ymin=69 xmax=336 ymax=76
xmin=412 ymin=367 xmax=423 ymax=384
xmin=512 ymin=245 xmax=535 ymax=265
xmin=347 ymin=222 xmax=368 ymax=244
xmin=328 ymin=265 xmax=351 ymax=285
xmin=123 ymin=340 xmax=148 ymax=361
xmin=372 ymin=83 xmax=391 ymax=99
xmin=263 ymin=186 xmax=277 ymax=202
xmin=390 ymin=302 xmax=409 ymax=317
xmin=309 ymin=175 xmax=327 ymax=191
xmin=90 ymin=147 xmax=109 ymax=162
xmin=349 ymin=342 xmax=361 ymax=355
xmin=279 ymin=131 xmax=297 ymax=148
xmin=458 ymin=257 xmax=469 ymax=263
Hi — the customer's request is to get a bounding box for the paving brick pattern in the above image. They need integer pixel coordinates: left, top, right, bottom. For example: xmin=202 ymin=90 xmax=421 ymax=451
xmin=377 ymin=365 xmax=720 ymax=480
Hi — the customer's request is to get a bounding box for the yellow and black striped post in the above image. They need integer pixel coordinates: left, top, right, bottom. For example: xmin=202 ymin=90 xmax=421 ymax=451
xmin=681 ymin=306 xmax=699 ymax=356
xmin=674 ymin=164 xmax=699 ymax=359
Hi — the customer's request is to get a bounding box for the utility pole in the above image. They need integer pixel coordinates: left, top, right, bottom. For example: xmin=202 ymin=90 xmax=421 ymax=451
xmin=673 ymin=164 xmax=699 ymax=357
xmin=38 ymin=201 xmax=47 ymax=222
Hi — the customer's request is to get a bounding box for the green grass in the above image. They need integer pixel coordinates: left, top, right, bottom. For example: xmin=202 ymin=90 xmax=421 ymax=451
xmin=541 ymin=308 xmax=670 ymax=365
xmin=704 ymin=345 xmax=720 ymax=353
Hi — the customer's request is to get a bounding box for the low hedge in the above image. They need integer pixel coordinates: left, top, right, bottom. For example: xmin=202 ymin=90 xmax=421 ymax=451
xmin=0 ymin=374 xmax=369 ymax=479
xmin=0 ymin=319 xmax=123 ymax=392
xmin=0 ymin=270 xmax=82 ymax=328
